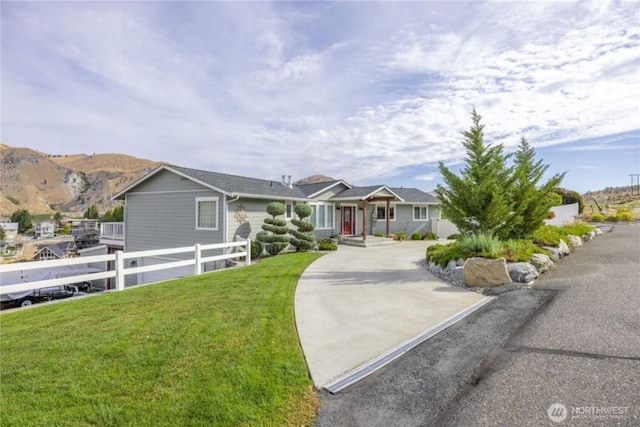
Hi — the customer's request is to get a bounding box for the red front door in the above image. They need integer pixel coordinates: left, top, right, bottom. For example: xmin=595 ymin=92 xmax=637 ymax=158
xmin=342 ymin=206 xmax=355 ymax=235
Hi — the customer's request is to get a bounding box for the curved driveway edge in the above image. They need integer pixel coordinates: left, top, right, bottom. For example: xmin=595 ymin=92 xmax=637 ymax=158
xmin=295 ymin=241 xmax=486 ymax=388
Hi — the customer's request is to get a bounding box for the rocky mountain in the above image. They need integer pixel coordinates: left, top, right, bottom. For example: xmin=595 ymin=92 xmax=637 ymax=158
xmin=0 ymin=144 xmax=164 ymax=216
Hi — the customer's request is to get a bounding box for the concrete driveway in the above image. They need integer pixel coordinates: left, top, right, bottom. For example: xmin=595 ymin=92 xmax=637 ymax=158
xmin=295 ymin=240 xmax=488 ymax=388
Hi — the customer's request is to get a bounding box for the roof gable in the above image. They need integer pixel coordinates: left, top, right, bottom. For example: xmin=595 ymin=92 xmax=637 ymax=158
xmin=295 ymin=180 xmax=352 ymax=198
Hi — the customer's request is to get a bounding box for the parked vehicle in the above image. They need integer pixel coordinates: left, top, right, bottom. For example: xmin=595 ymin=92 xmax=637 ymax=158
xmin=0 ymin=267 xmax=102 ymax=310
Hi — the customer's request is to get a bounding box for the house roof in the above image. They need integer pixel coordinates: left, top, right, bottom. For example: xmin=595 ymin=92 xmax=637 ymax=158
xmin=389 ymin=187 xmax=439 ymax=204
xmin=33 ymin=244 xmax=64 ymax=259
xmin=330 ymin=185 xmax=404 ymax=202
xmin=113 ymin=165 xmax=309 ymax=201
xmin=294 ymin=180 xmax=351 ymax=198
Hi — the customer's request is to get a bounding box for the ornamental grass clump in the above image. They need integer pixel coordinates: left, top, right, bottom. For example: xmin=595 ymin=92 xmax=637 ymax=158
xmin=459 ymin=233 xmax=502 ymax=258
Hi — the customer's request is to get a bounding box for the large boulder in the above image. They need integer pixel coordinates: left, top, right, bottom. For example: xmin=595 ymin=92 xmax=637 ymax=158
xmin=558 ymin=239 xmax=571 ymax=256
xmin=507 ymin=262 xmax=539 ymax=283
xmin=463 ymin=257 xmax=512 ymax=287
xmin=530 ymin=253 xmax=554 ymax=273
xmin=567 ymin=235 xmax=583 ymax=248
xmin=542 ymin=247 xmax=561 ymax=261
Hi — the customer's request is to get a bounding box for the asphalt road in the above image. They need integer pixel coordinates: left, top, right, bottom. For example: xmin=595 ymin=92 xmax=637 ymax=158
xmin=316 ymin=223 xmax=640 ymax=426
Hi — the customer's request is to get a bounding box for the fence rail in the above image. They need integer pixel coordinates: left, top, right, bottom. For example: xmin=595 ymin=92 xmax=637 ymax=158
xmin=0 ymin=240 xmax=251 ymax=295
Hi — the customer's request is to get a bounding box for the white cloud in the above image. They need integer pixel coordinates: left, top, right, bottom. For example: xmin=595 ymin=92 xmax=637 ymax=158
xmin=1 ymin=1 xmax=638 ymax=186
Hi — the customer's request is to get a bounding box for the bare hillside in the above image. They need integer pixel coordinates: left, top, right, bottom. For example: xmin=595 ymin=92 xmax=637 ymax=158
xmin=0 ymin=144 xmax=162 ymax=216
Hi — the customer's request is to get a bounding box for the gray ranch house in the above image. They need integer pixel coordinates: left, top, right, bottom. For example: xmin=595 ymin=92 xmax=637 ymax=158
xmin=112 ymin=165 xmax=451 ymax=283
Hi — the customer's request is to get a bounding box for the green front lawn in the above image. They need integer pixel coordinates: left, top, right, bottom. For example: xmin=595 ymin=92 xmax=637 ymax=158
xmin=1 ymin=253 xmax=322 ymax=426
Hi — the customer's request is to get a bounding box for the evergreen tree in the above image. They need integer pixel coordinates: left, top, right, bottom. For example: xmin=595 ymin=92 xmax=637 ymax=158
xmin=289 ymin=204 xmax=316 ymax=251
xmin=256 ymin=202 xmax=290 ymax=256
xmin=84 ymin=204 xmax=100 ymax=219
xmin=436 ymin=109 xmax=518 ymax=239
xmin=10 ymin=209 xmax=33 ymax=233
xmin=510 ymin=137 xmax=565 ymax=238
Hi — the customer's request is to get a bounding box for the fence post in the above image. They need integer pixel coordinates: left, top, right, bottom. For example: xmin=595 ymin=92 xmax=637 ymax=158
xmin=115 ymin=251 xmax=125 ymax=291
xmin=245 ymin=239 xmax=251 ymax=266
xmin=195 ymin=243 xmax=202 ymax=275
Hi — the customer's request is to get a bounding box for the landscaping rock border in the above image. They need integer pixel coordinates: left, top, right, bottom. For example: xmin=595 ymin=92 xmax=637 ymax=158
xmin=426 ymin=227 xmax=603 ymax=295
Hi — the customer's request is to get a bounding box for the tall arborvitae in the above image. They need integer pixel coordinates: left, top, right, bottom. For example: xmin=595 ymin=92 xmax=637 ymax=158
xmin=289 ymin=204 xmax=316 ymax=251
xmin=510 ymin=137 xmax=565 ymax=238
xmin=436 ymin=109 xmax=518 ymax=239
xmin=256 ymin=202 xmax=290 ymax=256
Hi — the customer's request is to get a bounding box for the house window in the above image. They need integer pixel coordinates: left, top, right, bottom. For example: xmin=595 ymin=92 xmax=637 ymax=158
xmin=414 ymin=206 xmax=428 ymax=221
xmin=311 ymin=203 xmax=334 ymax=229
xmin=196 ymin=197 xmax=218 ymax=230
xmin=376 ymin=205 xmax=395 ymax=221
xmin=285 ymin=202 xmax=294 ymax=220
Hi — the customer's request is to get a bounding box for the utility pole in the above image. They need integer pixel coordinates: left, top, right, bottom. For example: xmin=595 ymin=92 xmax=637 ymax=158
xmin=630 ymin=174 xmax=640 ymax=195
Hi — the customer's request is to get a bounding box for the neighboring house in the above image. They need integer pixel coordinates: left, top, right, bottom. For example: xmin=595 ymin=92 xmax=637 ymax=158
xmin=112 ymin=165 xmax=445 ymax=284
xmin=0 ymin=222 xmax=19 ymax=242
xmin=32 ymin=242 xmax=76 ymax=261
xmin=70 ymin=219 xmax=99 ymax=233
xmin=34 ymin=221 xmax=55 ymax=238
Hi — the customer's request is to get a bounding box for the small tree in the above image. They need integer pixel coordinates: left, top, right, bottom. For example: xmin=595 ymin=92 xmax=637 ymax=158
xmin=10 ymin=209 xmax=33 ymax=233
xmin=509 ymin=137 xmax=565 ymax=238
xmin=436 ymin=109 xmax=518 ymax=239
xmin=84 ymin=204 xmax=100 ymax=219
xmin=289 ymin=204 xmax=317 ymax=251
xmin=103 ymin=205 xmax=124 ymax=222
xmin=0 ymin=226 xmax=6 ymax=241
xmin=555 ymin=188 xmax=585 ymax=213
xmin=256 ymin=202 xmax=290 ymax=256
xmin=53 ymin=211 xmax=64 ymax=227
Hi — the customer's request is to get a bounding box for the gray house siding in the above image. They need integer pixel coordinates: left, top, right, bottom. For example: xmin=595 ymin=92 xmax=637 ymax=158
xmin=125 ymin=184 xmax=225 ymax=285
xmin=369 ymin=204 xmax=437 ymax=236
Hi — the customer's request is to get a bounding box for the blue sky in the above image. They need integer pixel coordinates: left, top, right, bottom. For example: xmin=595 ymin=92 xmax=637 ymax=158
xmin=2 ymin=1 xmax=639 ymax=194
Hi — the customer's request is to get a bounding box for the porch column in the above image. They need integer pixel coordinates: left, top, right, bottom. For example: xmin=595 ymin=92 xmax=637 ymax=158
xmin=362 ymin=199 xmax=367 ymax=241
xmin=386 ymin=198 xmax=390 ymax=237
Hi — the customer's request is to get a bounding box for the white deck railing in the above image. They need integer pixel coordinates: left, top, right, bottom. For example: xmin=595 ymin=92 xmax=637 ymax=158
xmin=100 ymin=222 xmax=124 ymax=241
xmin=0 ymin=240 xmax=251 ymax=294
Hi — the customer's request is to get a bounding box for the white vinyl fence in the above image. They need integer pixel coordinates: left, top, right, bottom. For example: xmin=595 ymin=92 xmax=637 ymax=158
xmin=0 ymin=240 xmax=251 ymax=295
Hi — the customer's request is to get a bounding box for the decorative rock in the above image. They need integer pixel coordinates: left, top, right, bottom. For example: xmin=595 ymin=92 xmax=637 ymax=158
xmin=463 ymin=257 xmax=512 ymax=287
xmin=450 ymin=266 xmax=464 ymax=285
xmin=446 ymin=259 xmax=458 ymax=273
xmin=507 ymin=262 xmax=540 ymax=283
xmin=456 ymin=258 xmax=465 ymax=266
xmin=567 ymin=235 xmax=583 ymax=248
xmin=543 ymin=247 xmax=561 ymax=261
xmin=530 ymin=253 xmax=554 ymax=273
xmin=585 ymin=232 xmax=596 ymax=241
xmin=558 ymin=239 xmax=571 ymax=256
xmin=594 ymin=227 xmax=603 ymax=236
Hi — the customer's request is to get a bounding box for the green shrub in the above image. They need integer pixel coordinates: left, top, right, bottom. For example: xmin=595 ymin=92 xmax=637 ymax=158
xmin=250 ymin=241 xmax=263 ymax=259
xmin=318 ymin=238 xmax=337 ymax=251
xmin=422 ymin=232 xmax=437 ymax=240
xmin=558 ymin=222 xmax=594 ymax=237
xmin=6 ymin=196 xmax=20 ymax=206
xmin=373 ymin=232 xmax=385 ymax=237
xmin=615 ymin=210 xmax=634 ymax=222
xmin=499 ymin=239 xmax=547 ymax=262
xmin=426 ymin=242 xmax=466 ymax=268
xmin=606 ymin=214 xmax=619 ymax=222
xmin=395 ymin=231 xmax=407 ymax=241
xmin=589 ymin=213 xmax=605 ymax=222
xmin=411 ymin=232 xmax=422 ymax=240
xmin=459 ymin=233 xmax=502 ymax=258
xmin=532 ymin=225 xmax=563 ymax=246
xmin=266 ymin=202 xmax=286 ymax=217
xmin=447 ymin=234 xmax=461 ymax=240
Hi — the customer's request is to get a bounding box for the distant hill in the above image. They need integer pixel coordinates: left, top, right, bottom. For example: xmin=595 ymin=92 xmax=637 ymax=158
xmin=0 ymin=144 xmax=164 ymax=216
xmin=583 ymin=185 xmax=640 ymax=204
xmin=295 ymin=175 xmax=336 ymax=185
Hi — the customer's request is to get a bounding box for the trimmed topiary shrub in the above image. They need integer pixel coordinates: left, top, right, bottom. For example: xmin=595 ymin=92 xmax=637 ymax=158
xmin=318 ymin=238 xmax=337 ymax=251
xmin=411 ymin=232 xmax=422 ymax=240
xmin=289 ymin=204 xmax=317 ymax=251
xmin=256 ymin=202 xmax=290 ymax=256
